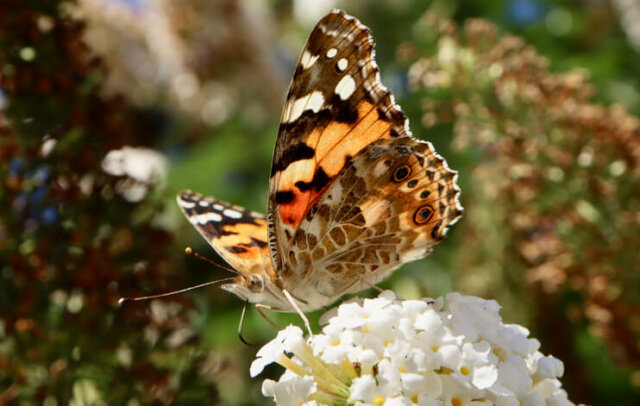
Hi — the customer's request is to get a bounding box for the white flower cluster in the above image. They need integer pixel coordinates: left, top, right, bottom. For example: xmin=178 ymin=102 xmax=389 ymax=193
xmin=251 ymin=291 xmax=574 ymax=406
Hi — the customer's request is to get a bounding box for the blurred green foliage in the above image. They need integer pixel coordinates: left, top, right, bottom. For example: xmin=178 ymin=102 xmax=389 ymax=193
xmin=1 ymin=0 xmax=639 ymax=404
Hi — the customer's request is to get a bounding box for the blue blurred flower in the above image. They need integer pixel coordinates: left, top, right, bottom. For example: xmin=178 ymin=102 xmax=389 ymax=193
xmin=507 ymin=0 xmax=545 ymax=26
xmin=32 ymin=165 xmax=51 ymax=184
xmin=30 ymin=186 xmax=48 ymax=203
xmin=9 ymin=157 xmax=25 ymax=175
xmin=41 ymin=207 xmax=58 ymax=225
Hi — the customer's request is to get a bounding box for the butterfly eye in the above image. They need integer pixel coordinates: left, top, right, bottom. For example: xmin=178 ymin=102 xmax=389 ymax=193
xmin=393 ymin=165 xmax=411 ymax=182
xmin=414 ymin=205 xmax=434 ymax=225
xmin=248 ymin=274 xmax=264 ymax=293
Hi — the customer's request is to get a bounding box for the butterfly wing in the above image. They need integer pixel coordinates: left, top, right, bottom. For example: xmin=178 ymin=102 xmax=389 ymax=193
xmin=268 ymin=10 xmax=412 ymax=271
xmin=282 ymin=137 xmax=463 ymax=305
xmin=178 ymin=11 xmax=462 ymax=313
xmin=177 ymin=190 xmax=276 ymax=280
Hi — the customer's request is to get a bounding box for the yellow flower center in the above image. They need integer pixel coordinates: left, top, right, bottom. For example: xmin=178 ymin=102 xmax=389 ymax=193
xmin=451 ymin=397 xmax=462 ymax=406
xmin=439 ymin=367 xmax=453 ymax=375
xmin=374 ymin=396 xmax=386 ymax=406
xmin=460 ymin=366 xmax=470 ymax=376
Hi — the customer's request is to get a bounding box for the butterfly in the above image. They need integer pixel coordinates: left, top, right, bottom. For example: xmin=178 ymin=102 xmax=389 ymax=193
xmin=177 ymin=10 xmax=462 ymax=324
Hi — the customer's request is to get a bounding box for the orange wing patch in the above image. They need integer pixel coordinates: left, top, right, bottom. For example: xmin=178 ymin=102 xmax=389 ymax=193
xmin=276 ymin=101 xmax=396 ymax=228
xmin=215 ymin=221 xmax=268 ymax=256
xmin=177 ymin=191 xmax=276 ymax=280
xmin=312 ymin=100 xmax=392 ymax=175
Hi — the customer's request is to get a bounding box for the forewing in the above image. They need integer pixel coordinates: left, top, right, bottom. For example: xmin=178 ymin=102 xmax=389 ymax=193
xmin=177 ymin=190 xmax=275 ymax=280
xmin=268 ymin=10 xmax=412 ymax=271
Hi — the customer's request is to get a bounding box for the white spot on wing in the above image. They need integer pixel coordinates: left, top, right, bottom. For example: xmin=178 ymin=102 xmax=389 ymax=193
xmin=300 ymin=51 xmax=319 ymax=69
xmin=213 ymin=204 xmax=224 ymax=211
xmin=373 ymin=160 xmax=390 ymax=178
xmin=284 ymin=91 xmax=325 ymax=123
xmin=337 ymin=58 xmax=348 ymax=71
xmin=179 ymin=200 xmax=196 ymax=209
xmin=191 ymin=212 xmax=222 ymax=224
xmin=198 ymin=200 xmax=209 ymax=207
xmin=326 ymin=48 xmax=337 ymax=58
xmin=335 ymin=75 xmax=356 ymax=100
xmin=323 ymin=183 xmax=343 ymax=204
xmin=306 ymin=218 xmax=322 ymax=239
xmin=223 ymin=208 xmax=242 ymax=219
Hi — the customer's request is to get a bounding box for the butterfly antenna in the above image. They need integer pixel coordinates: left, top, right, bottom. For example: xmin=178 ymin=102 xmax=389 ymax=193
xmin=118 ymin=277 xmax=236 ymax=305
xmin=184 ymin=246 xmax=241 ymax=276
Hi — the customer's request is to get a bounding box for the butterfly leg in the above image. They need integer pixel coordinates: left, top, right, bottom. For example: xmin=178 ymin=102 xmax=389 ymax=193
xmin=282 ymin=289 xmax=314 ymax=338
xmin=255 ymin=303 xmax=281 ymax=331
xmin=238 ymin=300 xmax=257 ymax=347
xmin=361 ymin=278 xmax=384 ymax=293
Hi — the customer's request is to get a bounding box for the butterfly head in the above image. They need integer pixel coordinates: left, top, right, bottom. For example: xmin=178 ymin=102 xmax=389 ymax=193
xmin=221 ymin=272 xmax=293 ymax=311
xmin=246 ymin=273 xmax=264 ymax=292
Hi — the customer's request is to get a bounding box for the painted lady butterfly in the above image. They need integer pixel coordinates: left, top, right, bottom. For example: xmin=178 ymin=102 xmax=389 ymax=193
xmin=178 ymin=10 xmax=463 ymax=320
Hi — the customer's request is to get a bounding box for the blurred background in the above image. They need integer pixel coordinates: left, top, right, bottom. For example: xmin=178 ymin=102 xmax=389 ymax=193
xmin=1 ymin=0 xmax=639 ymax=404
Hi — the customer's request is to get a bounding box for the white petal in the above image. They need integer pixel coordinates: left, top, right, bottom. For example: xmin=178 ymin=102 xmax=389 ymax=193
xmin=262 ymin=375 xmax=316 ymax=406
xmin=377 ymin=359 xmax=402 ymax=397
xmin=438 ymin=345 xmax=461 ymax=369
xmin=385 ymin=397 xmax=412 ymax=406
xmin=401 ymin=371 xmax=443 ymax=399
xmin=250 ymin=357 xmax=272 ymax=378
xmin=531 ymin=378 xmax=562 ymax=399
xmin=261 ymin=379 xmax=277 ymax=396
xmin=400 ymin=299 xmax=429 ymax=319
xmin=347 ymin=347 xmax=379 ymax=369
xmin=520 ymin=392 xmax=544 ymax=406
xmin=492 ymin=355 xmax=532 ymax=396
xmin=251 ymin=325 xmax=303 ymax=377
xmin=472 ymin=365 xmax=498 ymax=389
xmin=349 ymin=375 xmax=377 ymax=402
xmin=536 ymin=356 xmax=564 ymax=379
xmin=546 ymin=390 xmax=574 ymax=406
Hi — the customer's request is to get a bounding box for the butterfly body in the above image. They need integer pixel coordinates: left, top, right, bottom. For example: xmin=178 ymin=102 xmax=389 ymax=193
xmin=178 ymin=10 xmax=462 ymax=313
